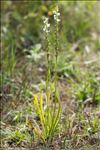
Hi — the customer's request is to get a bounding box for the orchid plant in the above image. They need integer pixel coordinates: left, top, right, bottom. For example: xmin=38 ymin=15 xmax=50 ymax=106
xmin=27 ymin=7 xmax=61 ymax=143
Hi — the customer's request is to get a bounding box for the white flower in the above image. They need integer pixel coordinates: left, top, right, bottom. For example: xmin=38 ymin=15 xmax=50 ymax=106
xmin=43 ymin=26 xmax=50 ymax=33
xmin=47 ymin=23 xmax=50 ymax=28
xmin=53 ymin=9 xmax=60 ymax=22
xmin=43 ymin=17 xmax=48 ymax=24
xmin=43 ymin=17 xmax=50 ymax=33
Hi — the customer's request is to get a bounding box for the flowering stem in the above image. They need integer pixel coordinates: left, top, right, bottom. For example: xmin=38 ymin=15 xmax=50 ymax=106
xmin=54 ymin=22 xmax=58 ymax=97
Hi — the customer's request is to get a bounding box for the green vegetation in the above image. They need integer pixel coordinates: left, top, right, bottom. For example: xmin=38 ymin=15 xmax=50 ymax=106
xmin=74 ymin=74 xmax=100 ymax=104
xmin=1 ymin=1 xmax=100 ymax=150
